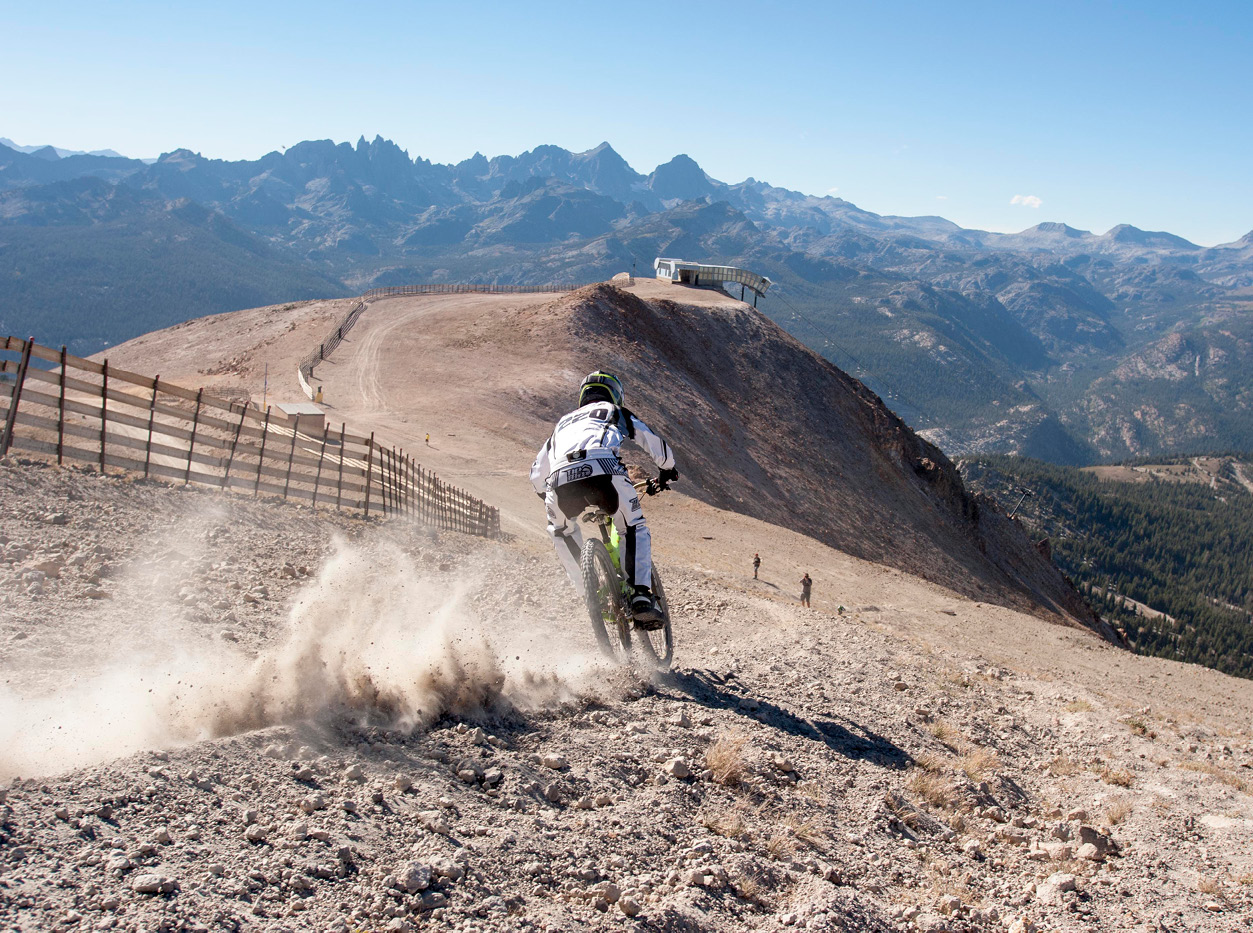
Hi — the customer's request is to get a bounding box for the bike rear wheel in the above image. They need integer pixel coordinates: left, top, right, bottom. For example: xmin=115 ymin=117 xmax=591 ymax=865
xmin=634 ymin=566 xmax=674 ymax=669
xmin=581 ymin=539 xmax=631 ymax=662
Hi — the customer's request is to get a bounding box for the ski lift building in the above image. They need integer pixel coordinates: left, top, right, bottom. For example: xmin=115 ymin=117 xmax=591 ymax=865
xmin=653 ymin=258 xmax=772 ymax=305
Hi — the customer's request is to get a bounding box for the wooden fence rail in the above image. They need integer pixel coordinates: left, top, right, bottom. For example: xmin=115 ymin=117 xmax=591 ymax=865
xmin=0 ymin=337 xmax=499 ymax=537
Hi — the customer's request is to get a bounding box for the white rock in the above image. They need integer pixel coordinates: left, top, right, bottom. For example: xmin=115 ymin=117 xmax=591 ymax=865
xmin=619 ymin=895 xmax=642 ymax=917
xmin=664 ymin=758 xmax=691 ymax=779
xmin=131 ymin=874 xmax=175 ymax=894
xmin=541 ymin=754 xmax=567 ymax=770
xmin=398 ymin=862 xmax=431 ymax=892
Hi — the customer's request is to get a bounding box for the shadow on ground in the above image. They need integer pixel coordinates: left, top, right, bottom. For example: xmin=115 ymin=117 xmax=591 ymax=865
xmin=659 ymin=668 xmax=912 ymax=770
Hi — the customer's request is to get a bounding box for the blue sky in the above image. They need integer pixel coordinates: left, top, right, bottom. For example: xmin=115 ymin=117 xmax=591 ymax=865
xmin=2 ymin=0 xmax=1249 ymax=244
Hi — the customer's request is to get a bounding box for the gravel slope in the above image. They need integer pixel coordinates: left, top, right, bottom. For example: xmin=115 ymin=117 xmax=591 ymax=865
xmin=2 ymin=459 xmax=1251 ymax=932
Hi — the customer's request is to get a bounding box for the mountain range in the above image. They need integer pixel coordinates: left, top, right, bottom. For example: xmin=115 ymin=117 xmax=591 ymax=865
xmin=2 ymin=135 xmax=1251 ymax=464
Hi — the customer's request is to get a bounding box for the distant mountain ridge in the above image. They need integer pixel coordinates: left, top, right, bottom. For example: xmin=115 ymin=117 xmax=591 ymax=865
xmin=1 ymin=134 xmax=1251 ymax=463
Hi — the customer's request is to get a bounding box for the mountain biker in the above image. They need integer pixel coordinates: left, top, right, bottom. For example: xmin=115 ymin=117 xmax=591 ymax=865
xmin=530 ymin=371 xmax=678 ymax=625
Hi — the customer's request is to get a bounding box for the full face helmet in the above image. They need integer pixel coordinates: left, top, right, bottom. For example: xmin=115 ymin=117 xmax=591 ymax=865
xmin=579 ymin=371 xmax=625 ymax=408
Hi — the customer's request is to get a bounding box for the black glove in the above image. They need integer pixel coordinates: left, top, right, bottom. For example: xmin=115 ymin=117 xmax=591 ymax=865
xmin=657 ymin=467 xmax=679 ymax=489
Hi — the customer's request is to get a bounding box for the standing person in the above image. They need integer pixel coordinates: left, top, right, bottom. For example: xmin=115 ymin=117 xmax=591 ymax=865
xmin=800 ymin=573 xmax=812 ymax=607
xmin=530 ymin=371 xmax=678 ymax=625
xmin=752 ymin=553 xmax=761 ymax=579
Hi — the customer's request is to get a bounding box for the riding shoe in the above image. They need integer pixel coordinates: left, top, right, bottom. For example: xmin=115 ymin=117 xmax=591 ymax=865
xmin=631 ymin=591 xmax=665 ymax=630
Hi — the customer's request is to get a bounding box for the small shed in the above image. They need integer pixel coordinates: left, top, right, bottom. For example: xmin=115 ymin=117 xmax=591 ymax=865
xmin=276 ymin=402 xmax=325 ymax=436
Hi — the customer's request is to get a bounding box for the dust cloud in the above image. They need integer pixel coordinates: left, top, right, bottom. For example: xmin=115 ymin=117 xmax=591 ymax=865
xmin=0 ymin=537 xmax=604 ymax=780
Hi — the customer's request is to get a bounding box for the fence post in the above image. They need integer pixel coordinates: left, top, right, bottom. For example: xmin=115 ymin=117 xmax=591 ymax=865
xmin=363 ymin=433 xmax=375 ymax=517
xmin=312 ymin=423 xmax=329 ymax=508
xmin=0 ymin=337 xmax=34 ymax=457
xmin=222 ymin=403 xmax=248 ymax=489
xmin=255 ymin=406 xmax=272 ymax=495
xmin=282 ymin=413 xmax=299 ymax=499
xmin=336 ymin=422 xmax=345 ymax=510
xmin=144 ymin=376 xmax=160 ymax=478
xmin=184 ymin=388 xmax=203 ymax=484
xmin=56 ymin=346 xmax=67 ymax=465
xmin=99 ymin=359 xmax=109 ymax=472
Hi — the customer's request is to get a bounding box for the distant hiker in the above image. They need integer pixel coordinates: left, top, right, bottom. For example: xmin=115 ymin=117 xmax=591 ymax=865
xmin=314 ymin=386 xmax=324 ymax=404
xmin=425 ymin=433 xmax=430 ymax=446
xmin=800 ymin=573 xmax=812 ymax=607
xmin=752 ymin=553 xmax=761 ymax=579
xmin=530 ymin=371 xmax=678 ymax=625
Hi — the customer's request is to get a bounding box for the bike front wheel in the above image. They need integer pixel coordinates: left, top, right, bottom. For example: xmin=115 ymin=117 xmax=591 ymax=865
xmin=634 ymin=566 xmax=674 ymax=669
xmin=581 ymin=539 xmax=631 ymax=663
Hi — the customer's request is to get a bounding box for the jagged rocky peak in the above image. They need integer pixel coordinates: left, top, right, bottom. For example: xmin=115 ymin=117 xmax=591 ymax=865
xmin=29 ymin=145 xmax=61 ymax=161
xmin=648 ymin=153 xmax=717 ymax=201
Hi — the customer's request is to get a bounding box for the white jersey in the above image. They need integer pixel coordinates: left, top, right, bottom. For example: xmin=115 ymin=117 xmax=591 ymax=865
xmin=530 ymin=402 xmax=676 ymax=492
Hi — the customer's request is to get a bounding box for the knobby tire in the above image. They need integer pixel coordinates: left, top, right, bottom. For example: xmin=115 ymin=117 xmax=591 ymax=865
xmin=581 ymin=539 xmax=631 ymax=662
xmin=635 ymin=567 xmax=674 ymax=669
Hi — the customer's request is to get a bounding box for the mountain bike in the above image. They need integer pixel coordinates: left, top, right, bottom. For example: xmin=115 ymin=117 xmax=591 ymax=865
xmin=580 ymin=478 xmax=673 ymax=668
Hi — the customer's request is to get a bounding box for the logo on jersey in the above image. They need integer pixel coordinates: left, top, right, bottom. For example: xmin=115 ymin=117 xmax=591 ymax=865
xmin=628 ymin=496 xmax=641 ymax=512
xmin=563 ymin=464 xmax=594 ymax=482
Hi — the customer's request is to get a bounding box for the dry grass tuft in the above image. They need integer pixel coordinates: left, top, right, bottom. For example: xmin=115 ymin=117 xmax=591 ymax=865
xmin=1178 ymin=760 xmax=1251 ymax=794
xmin=733 ymin=871 xmax=769 ymax=906
xmin=1046 ymin=756 xmax=1079 ymax=777
xmin=1100 ymin=766 xmax=1134 ymax=787
xmin=766 ymin=832 xmax=795 ymax=860
xmin=884 ymin=791 xmax=923 ymax=829
xmin=1105 ymin=798 xmax=1134 ymax=825
xmin=959 ymin=747 xmax=1001 ymax=782
xmin=782 ymin=814 xmax=826 ymax=850
xmin=1064 ymin=699 xmax=1093 ymax=713
xmin=1125 ymin=718 xmax=1156 ymax=739
xmin=908 ymin=770 xmax=957 ymax=812
xmin=705 ymin=732 xmax=748 ymax=787
xmin=1196 ymin=875 xmax=1222 ymax=896
xmin=702 ymin=808 xmax=746 ymax=839
xmin=1237 ymin=872 xmax=1253 ymax=886
xmin=926 ymin=719 xmax=964 ymax=750
xmin=914 ymin=751 xmax=948 ymax=773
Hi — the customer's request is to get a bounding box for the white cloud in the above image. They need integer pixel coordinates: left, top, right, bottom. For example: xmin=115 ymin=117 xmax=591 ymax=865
xmin=1010 ymin=194 xmax=1043 ymax=208
xmin=935 ymin=195 xmax=948 ymax=200
xmin=827 ymin=186 xmax=840 ymax=195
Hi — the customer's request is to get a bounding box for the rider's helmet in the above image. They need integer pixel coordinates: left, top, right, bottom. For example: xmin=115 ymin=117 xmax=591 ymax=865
xmin=579 ymin=371 xmax=624 ymax=408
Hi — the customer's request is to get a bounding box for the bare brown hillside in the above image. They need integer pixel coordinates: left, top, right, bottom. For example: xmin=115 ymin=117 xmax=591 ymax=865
xmin=95 ymin=280 xmax=1104 ymax=636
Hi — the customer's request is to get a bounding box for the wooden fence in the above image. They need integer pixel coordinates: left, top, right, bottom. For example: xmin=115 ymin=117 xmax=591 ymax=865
xmin=0 ymin=337 xmax=499 ymax=537
xmin=298 ymin=283 xmax=579 ymax=398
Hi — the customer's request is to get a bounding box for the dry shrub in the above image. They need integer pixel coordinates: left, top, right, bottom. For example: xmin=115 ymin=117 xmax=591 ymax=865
xmin=1237 ymin=872 xmax=1253 ymax=886
xmin=960 ymin=747 xmax=1001 ymax=782
xmin=1105 ymin=798 xmax=1133 ymax=825
xmin=914 ymin=751 xmax=948 ymax=773
xmin=1047 ymin=756 xmax=1079 ymax=777
xmin=705 ymin=732 xmax=748 ymax=787
xmin=1100 ymin=766 xmax=1134 ymax=787
xmin=1125 ymin=718 xmax=1155 ymax=739
xmin=1064 ymin=699 xmax=1093 ymax=713
xmin=1196 ymin=875 xmax=1222 ymax=895
xmin=908 ymin=770 xmax=957 ymax=811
